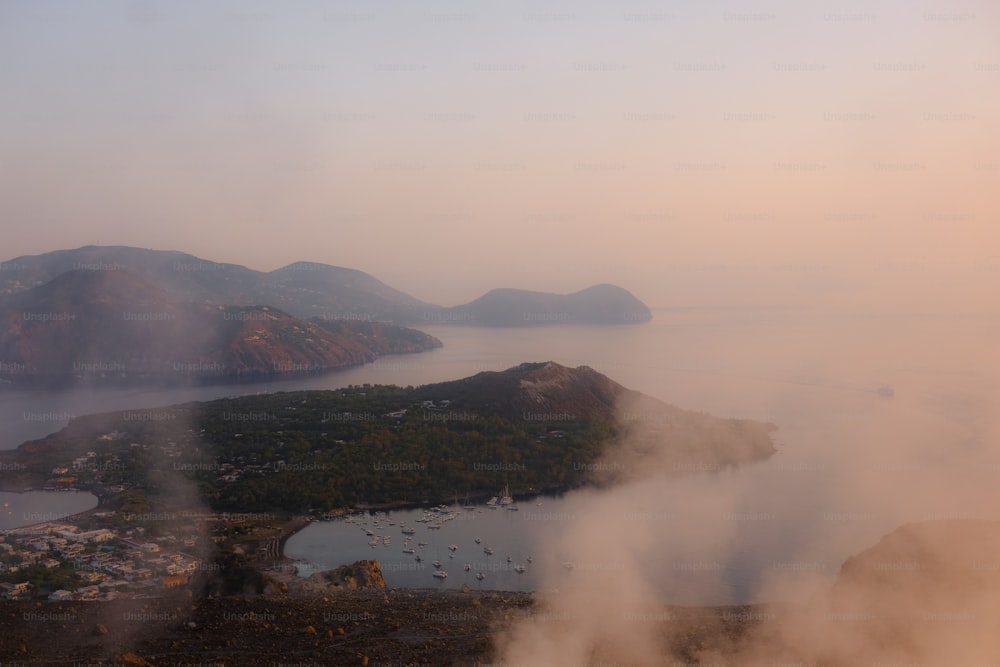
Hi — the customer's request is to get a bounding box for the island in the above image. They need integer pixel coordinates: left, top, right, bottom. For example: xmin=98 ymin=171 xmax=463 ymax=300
xmin=0 ymin=361 xmax=779 ymax=664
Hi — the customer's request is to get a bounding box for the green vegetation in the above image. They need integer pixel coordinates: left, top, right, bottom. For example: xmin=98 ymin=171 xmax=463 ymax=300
xmin=191 ymin=386 xmax=615 ymax=512
xmin=0 ymin=561 xmax=80 ymax=593
xmin=3 ymin=384 xmax=618 ymax=515
xmin=1 ymin=365 xmax=776 ymax=518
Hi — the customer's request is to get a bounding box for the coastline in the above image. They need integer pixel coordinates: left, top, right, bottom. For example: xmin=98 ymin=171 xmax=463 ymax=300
xmin=0 ymin=487 xmax=101 ymax=532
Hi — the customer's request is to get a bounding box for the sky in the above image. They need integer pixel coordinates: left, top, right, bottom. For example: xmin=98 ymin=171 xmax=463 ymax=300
xmin=1 ymin=0 xmax=997 ymax=307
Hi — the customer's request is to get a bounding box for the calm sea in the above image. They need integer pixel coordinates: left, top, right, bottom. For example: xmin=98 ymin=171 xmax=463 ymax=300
xmin=3 ymin=306 xmax=997 ymax=603
xmin=0 ymin=490 xmax=98 ymax=530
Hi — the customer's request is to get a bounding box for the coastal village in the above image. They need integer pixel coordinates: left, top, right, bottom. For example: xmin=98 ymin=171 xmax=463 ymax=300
xmin=1 ymin=518 xmax=200 ymax=602
xmin=0 ymin=430 xmax=279 ymax=602
xmin=0 ymin=400 xmax=461 ymax=602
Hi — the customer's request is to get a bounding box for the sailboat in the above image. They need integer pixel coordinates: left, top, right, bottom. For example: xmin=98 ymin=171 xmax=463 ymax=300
xmin=499 ymin=484 xmax=513 ymax=505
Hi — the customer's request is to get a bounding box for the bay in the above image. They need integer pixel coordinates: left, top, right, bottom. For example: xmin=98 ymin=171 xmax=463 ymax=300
xmin=3 ymin=306 xmax=997 ymax=603
xmin=0 ymin=490 xmax=98 ymax=531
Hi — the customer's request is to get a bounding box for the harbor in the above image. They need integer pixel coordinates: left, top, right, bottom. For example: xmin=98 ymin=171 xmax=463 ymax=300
xmin=284 ymin=494 xmax=551 ymax=593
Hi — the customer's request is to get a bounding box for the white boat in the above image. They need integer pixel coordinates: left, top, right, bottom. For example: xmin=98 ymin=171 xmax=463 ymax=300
xmin=474 ymin=537 xmax=481 ymax=544
xmin=499 ymin=485 xmax=513 ymax=505
xmin=476 ymin=572 xmax=485 ymax=581
xmin=433 ymin=570 xmax=448 ymax=579
xmin=483 ymin=546 xmax=494 ymax=555
xmin=526 ymin=556 xmax=533 ymax=563
xmin=401 ymin=527 xmax=416 ymax=535
xmin=486 ymin=496 xmax=499 ymax=508
xmin=464 ymin=563 xmax=472 ymax=571
xmin=433 ymin=560 xmax=442 ymax=568
xmin=402 ymin=548 xmax=415 ymax=554
xmin=418 ymin=540 xmax=428 ymax=546
xmin=506 ymin=503 xmax=519 ymax=511
xmin=514 ymin=564 xmax=526 ymax=573
xmin=448 ymin=544 xmax=458 ymax=551
xmin=506 ymin=554 xmax=512 ymax=563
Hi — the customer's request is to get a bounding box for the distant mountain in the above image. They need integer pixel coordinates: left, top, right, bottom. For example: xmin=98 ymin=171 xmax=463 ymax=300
xmin=0 ymin=246 xmax=652 ymax=326
xmin=0 ymin=268 xmax=440 ymax=385
xmin=0 ymin=246 xmax=438 ymax=323
xmin=440 ymin=284 xmax=652 ymax=326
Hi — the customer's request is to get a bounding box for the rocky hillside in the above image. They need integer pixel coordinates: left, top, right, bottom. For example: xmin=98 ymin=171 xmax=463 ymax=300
xmin=303 ymin=560 xmax=387 ymax=591
xmin=0 ymin=268 xmax=440 ymax=385
xmin=412 ymin=361 xmax=632 ymax=421
xmin=414 ymin=361 xmax=776 ymax=481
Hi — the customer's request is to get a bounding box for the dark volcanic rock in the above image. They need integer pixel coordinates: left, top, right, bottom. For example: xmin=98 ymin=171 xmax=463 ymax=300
xmin=307 ymin=559 xmax=387 ymax=590
xmin=0 ymin=591 xmax=765 ymax=666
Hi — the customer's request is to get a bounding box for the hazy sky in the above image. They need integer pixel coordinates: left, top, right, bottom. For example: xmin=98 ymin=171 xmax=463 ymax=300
xmin=1 ymin=0 xmax=997 ymax=306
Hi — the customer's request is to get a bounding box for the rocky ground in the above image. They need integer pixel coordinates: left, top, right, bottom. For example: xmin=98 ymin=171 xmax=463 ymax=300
xmin=0 ymin=587 xmax=767 ymax=666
